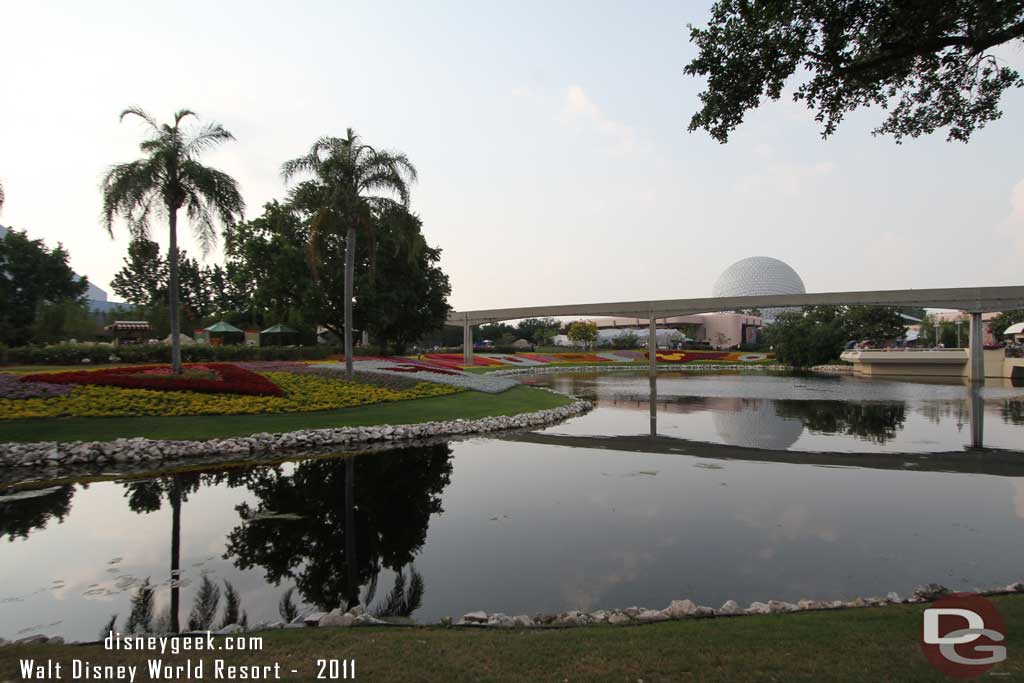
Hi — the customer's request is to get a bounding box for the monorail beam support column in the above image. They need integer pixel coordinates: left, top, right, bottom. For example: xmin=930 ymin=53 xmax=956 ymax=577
xmin=969 ymin=311 xmax=984 ymax=383
xmin=647 ymin=317 xmax=655 ymax=378
xmin=463 ymin=319 xmax=474 ymax=366
xmin=649 ymin=315 xmax=657 ymax=436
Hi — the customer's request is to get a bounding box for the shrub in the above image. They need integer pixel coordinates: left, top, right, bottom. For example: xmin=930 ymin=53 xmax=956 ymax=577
xmin=2 ymin=343 xmax=334 ymax=366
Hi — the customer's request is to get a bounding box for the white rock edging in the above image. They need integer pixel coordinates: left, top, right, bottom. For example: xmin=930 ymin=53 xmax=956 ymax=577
xmin=0 ymin=396 xmax=592 ymax=470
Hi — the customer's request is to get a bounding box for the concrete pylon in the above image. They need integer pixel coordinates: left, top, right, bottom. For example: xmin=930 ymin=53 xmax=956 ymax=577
xmin=648 ymin=316 xmax=657 ymax=377
xmin=969 ymin=311 xmax=984 ymax=383
xmin=463 ymin=319 xmax=474 ymax=366
xmin=649 ymin=316 xmax=657 ymax=436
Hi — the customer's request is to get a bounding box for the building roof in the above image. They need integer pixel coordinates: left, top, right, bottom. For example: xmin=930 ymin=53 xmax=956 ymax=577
xmin=206 ymin=321 xmax=244 ymax=333
xmin=105 ymin=321 xmax=151 ymax=331
xmin=261 ymin=323 xmax=298 ymax=334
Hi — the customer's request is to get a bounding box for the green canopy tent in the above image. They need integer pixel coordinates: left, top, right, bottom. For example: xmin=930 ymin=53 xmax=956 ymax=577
xmin=261 ymin=323 xmax=299 ymax=346
xmin=205 ymin=320 xmax=244 ymax=346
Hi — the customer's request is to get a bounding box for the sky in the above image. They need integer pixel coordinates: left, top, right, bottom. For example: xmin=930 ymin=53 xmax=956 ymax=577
xmin=2 ymin=0 xmax=1024 ymax=313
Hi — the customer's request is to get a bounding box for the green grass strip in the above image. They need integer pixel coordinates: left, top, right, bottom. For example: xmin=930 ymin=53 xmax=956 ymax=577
xmin=2 ymin=596 xmax=1022 ymax=681
xmin=0 ymin=385 xmax=571 ymax=444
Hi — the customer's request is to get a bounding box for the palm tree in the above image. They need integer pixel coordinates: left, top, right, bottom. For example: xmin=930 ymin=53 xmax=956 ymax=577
xmin=101 ymin=108 xmax=245 ymax=374
xmin=281 ymin=129 xmax=416 ymax=378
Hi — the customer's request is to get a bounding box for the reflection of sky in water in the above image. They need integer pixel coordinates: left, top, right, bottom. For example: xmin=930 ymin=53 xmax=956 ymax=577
xmin=529 ymin=372 xmax=1024 ymax=452
xmin=4 ymin=372 xmax=1024 ymax=641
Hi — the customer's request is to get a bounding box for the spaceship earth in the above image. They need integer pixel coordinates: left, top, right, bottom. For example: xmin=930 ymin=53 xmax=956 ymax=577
xmin=712 ymin=256 xmax=806 ymax=299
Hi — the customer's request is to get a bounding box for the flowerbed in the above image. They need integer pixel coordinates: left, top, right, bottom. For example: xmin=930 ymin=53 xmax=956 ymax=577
xmin=345 ymin=359 xmax=517 ymax=394
xmin=21 ymin=363 xmax=285 ymax=397
xmin=422 ymin=353 xmax=505 ymax=368
xmin=651 ymin=351 xmax=773 ymax=363
xmin=0 ymin=371 xmax=460 ymax=420
xmin=0 ymin=373 xmax=74 ymax=400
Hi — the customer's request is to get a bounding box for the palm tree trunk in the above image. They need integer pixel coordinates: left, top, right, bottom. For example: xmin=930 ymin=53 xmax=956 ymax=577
xmin=344 ymin=225 xmax=356 ymax=379
xmin=168 ymin=208 xmax=183 ymax=374
xmin=170 ymin=481 xmax=182 ymax=633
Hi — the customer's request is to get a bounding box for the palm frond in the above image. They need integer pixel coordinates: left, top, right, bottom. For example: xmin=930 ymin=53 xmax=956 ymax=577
xmin=279 ymin=587 xmax=299 ymax=622
xmin=100 ymin=157 xmax=164 ymax=238
xmin=185 ymin=122 xmax=235 ymax=156
xmin=180 ymin=160 xmax=245 ymax=253
xmin=120 ymin=106 xmax=158 ymax=130
xmin=125 ymin=578 xmax=155 ymax=634
xmin=173 ymin=109 xmax=198 ymax=127
xmin=187 ymin=575 xmax=221 ymax=631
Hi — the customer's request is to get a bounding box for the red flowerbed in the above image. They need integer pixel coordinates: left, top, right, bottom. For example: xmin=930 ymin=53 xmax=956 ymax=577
xmin=21 ymin=363 xmax=285 ymax=397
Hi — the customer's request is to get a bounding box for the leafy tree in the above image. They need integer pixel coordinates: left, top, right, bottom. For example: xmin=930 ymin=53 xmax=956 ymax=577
xmin=282 ymin=130 xmax=417 ymax=378
xmin=686 ymin=1 xmax=1024 ymax=142
xmin=102 ymin=108 xmax=244 ymax=373
xmin=112 ymin=237 xmax=232 ymax=334
xmin=765 ymin=306 xmax=849 ymax=366
xmin=767 ymin=305 xmax=909 ymax=366
xmin=224 ymin=201 xmax=321 ymax=334
xmin=476 ymin=322 xmax=516 ymax=343
xmin=516 ymin=318 xmax=561 ymax=346
xmin=353 ymin=208 xmax=451 ymax=353
xmin=0 ymin=178 xmax=4 ymax=212
xmin=611 ymin=330 xmax=640 ymax=350
xmin=989 ymin=309 xmax=1024 ymax=339
xmin=843 ymin=305 xmax=906 ymax=341
xmin=0 ymin=228 xmax=88 ymax=346
xmin=567 ymin=320 xmax=599 ymax=349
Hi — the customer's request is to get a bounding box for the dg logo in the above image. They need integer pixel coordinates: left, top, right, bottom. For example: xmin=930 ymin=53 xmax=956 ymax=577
xmin=921 ymin=593 xmax=1006 ymax=678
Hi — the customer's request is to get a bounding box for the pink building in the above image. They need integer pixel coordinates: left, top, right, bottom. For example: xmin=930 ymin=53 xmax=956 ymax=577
xmin=594 ymin=313 xmax=762 ymax=349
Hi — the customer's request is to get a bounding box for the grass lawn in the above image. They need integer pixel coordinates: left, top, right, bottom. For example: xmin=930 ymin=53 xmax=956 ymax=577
xmin=3 ymin=596 xmax=1022 ymax=681
xmin=0 ymin=385 xmax=571 ymax=444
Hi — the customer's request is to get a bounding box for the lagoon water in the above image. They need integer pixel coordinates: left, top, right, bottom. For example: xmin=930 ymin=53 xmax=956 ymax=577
xmin=3 ymin=371 xmax=1024 ymax=641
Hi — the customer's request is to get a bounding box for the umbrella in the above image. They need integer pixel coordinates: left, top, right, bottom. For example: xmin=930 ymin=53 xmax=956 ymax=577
xmin=1004 ymin=322 xmax=1024 ymax=336
xmin=206 ymin=321 xmax=244 ymax=334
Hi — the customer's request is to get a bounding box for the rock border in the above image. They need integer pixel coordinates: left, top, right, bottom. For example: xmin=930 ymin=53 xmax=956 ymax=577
xmin=0 ymin=391 xmax=592 ymax=474
xmin=9 ymin=582 xmax=1024 ymax=646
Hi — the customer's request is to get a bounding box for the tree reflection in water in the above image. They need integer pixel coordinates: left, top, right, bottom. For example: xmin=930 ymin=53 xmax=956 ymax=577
xmin=224 ymin=444 xmax=453 ymax=615
xmin=123 ymin=472 xmax=204 ymax=633
xmin=0 ymin=485 xmax=75 ymax=541
xmin=774 ymin=400 xmax=907 ymax=444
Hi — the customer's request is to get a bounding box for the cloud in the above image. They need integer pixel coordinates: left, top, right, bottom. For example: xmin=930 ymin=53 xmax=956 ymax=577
xmin=996 ymin=178 xmax=1024 ymax=259
xmin=734 ymin=159 xmax=835 ymax=197
xmin=558 ymin=85 xmax=637 ymax=155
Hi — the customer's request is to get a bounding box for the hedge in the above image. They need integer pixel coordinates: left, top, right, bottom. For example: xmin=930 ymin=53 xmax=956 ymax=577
xmin=1 ymin=343 xmax=335 ymax=366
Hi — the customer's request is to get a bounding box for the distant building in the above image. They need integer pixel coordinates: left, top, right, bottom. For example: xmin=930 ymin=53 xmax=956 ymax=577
xmin=1 ymin=223 xmax=130 ymax=314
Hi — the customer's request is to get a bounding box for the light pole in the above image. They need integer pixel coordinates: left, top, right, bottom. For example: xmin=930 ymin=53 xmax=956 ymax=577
xmin=933 ymin=320 xmax=941 ymax=348
xmin=955 ymin=319 xmax=963 ymax=348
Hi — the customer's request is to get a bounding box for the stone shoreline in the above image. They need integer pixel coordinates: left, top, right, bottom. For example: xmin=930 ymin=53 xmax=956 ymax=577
xmin=0 ymin=392 xmax=592 ymax=477
xmin=7 ymin=582 xmax=1023 ymax=647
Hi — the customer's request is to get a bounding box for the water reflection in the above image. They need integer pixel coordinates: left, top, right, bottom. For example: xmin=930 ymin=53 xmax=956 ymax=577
xmin=544 ymin=371 xmax=1024 ymax=452
xmin=0 ymin=485 xmax=74 ymax=541
xmin=223 ymin=444 xmax=452 ymax=614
